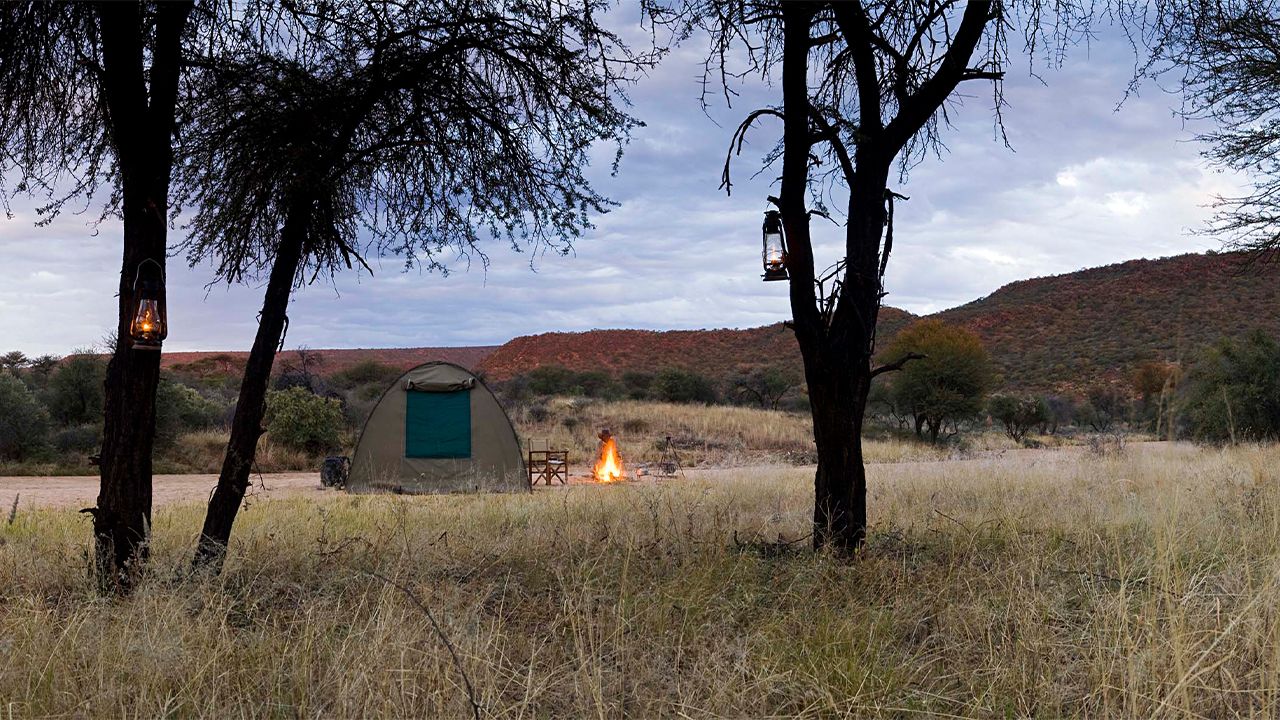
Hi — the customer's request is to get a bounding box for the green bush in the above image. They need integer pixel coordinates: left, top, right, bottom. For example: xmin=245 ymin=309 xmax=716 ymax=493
xmin=0 ymin=372 xmax=51 ymax=461
xmin=527 ymin=365 xmax=576 ymax=396
xmin=265 ymin=387 xmax=345 ymax=454
xmin=43 ymin=353 xmax=105 ymax=426
xmin=330 ymin=361 xmax=402 ymax=390
xmin=1180 ymin=330 xmax=1280 ymax=442
xmin=882 ymin=319 xmax=994 ymax=442
xmin=620 ymin=371 xmax=654 ymax=400
xmin=651 ymin=368 xmax=718 ymax=405
xmin=988 ymin=395 xmax=1048 ymax=442
xmin=574 ymin=370 xmax=622 ymax=399
xmin=52 ymin=423 xmax=99 ymax=454
xmin=155 ymin=380 xmax=223 ymax=447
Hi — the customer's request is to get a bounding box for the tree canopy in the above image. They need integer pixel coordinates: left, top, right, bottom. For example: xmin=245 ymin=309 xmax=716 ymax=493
xmin=883 ymin=319 xmax=993 ymax=443
xmin=1179 ymin=330 xmax=1280 ymax=442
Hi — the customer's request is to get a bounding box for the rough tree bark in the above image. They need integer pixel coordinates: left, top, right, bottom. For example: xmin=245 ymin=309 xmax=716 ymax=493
xmin=192 ymin=202 xmax=308 ymax=570
xmin=771 ymin=1 xmax=993 ymax=554
xmin=91 ymin=1 xmax=192 ymax=591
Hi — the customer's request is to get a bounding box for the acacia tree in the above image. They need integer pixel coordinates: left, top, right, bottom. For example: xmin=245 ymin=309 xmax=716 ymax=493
xmin=648 ymin=0 xmax=1103 ymax=552
xmin=0 ymin=2 xmax=193 ymax=589
xmin=1143 ymin=1 xmax=1280 ymax=261
xmin=177 ymin=0 xmax=651 ymax=569
xmin=883 ymin=319 xmax=993 ymax=443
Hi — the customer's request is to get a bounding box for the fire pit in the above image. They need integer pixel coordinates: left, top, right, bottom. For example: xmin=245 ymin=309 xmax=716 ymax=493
xmin=592 ymin=428 xmax=624 ymax=483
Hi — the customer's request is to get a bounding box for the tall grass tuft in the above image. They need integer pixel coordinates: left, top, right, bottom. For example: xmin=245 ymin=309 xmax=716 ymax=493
xmin=0 ymin=443 xmax=1278 ymax=716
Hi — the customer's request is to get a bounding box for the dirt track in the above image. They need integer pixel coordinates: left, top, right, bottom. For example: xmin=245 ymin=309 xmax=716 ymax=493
xmin=0 ymin=472 xmax=328 ymax=512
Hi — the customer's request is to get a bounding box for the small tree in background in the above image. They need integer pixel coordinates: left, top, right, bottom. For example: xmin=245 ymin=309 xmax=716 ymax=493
xmin=43 ymin=353 xmax=106 ymax=428
xmin=1179 ymin=330 xmax=1280 ymax=443
xmin=1079 ymin=385 xmax=1130 ymax=433
xmin=621 ymin=371 xmax=656 ymax=400
xmin=1042 ymin=395 xmax=1076 ymax=435
xmin=154 ymin=381 xmax=222 ymax=448
xmin=0 ymin=373 xmax=51 ymax=462
xmin=0 ymin=352 xmax=29 ymax=372
xmin=883 ymin=320 xmax=993 ymax=443
xmin=265 ymin=388 xmax=345 ymax=456
xmin=732 ymin=365 xmax=801 ymax=410
xmin=1131 ymin=360 xmax=1180 ymax=433
xmin=652 ymin=368 xmax=719 ymax=405
xmin=988 ymin=395 xmax=1048 ymax=443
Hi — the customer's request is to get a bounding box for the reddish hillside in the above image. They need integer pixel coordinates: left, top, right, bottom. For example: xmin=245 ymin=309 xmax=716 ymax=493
xmin=933 ymin=251 xmax=1280 ymax=392
xmin=153 ymin=251 xmax=1280 ymax=395
xmin=163 ymin=346 xmax=497 ymax=378
xmin=478 ymin=308 xmax=919 ymax=381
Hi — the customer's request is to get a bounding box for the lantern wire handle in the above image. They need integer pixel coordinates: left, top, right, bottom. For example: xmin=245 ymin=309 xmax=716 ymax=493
xmin=132 ymin=257 xmax=165 ymax=292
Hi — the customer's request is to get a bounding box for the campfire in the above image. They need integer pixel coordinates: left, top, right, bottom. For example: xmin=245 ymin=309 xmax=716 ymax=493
xmin=593 ymin=428 xmax=624 ymax=483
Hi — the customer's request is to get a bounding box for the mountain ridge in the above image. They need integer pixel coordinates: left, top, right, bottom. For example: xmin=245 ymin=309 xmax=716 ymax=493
xmin=156 ymin=251 xmax=1280 ymax=395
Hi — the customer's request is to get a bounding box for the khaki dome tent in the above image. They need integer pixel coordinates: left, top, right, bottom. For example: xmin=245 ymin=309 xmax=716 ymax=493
xmin=348 ymin=361 xmax=528 ymax=494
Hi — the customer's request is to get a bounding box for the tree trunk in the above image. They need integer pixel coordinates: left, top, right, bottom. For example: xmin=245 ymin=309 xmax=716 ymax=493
xmin=778 ymin=1 xmax=908 ymax=556
xmin=806 ymin=360 xmax=870 ymax=553
xmin=91 ymin=1 xmax=191 ymax=592
xmin=192 ymin=205 xmax=307 ymax=571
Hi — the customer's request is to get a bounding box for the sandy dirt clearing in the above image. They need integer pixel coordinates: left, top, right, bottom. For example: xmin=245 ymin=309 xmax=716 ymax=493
xmin=0 ymin=472 xmax=329 ymax=512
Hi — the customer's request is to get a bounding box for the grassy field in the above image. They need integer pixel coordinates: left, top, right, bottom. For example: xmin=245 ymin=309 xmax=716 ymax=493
xmin=1 ymin=399 xmax=1023 ymax=477
xmin=507 ymin=398 xmax=1024 ymax=468
xmin=1 ymin=441 xmax=1278 ymax=717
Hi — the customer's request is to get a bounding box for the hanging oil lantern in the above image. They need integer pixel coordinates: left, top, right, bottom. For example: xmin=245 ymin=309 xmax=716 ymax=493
xmin=128 ymin=258 xmax=167 ymax=350
xmin=762 ymin=209 xmax=788 ymax=281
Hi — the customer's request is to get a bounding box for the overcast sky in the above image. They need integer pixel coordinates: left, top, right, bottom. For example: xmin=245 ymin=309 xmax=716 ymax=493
xmin=0 ymin=15 xmax=1241 ymax=357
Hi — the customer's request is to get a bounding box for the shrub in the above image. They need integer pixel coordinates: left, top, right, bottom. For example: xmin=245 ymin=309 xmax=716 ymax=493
xmin=43 ymin=352 xmax=105 ymax=426
xmin=265 ymin=387 xmax=345 ymax=454
xmin=0 ymin=372 xmax=51 ymax=461
xmin=52 ymin=424 xmax=99 ymax=454
xmin=527 ymin=365 xmax=576 ymax=396
xmin=329 ymin=361 xmax=401 ymax=390
xmin=574 ymin=370 xmax=622 ymax=399
xmin=1180 ymin=330 xmax=1280 ymax=442
xmin=155 ymin=380 xmax=223 ymax=447
xmin=621 ymin=417 xmax=650 ymax=434
xmin=988 ymin=395 xmax=1048 ymax=442
xmin=651 ymin=368 xmax=718 ymax=405
xmin=1077 ymin=385 xmax=1130 ymax=433
xmin=620 ymin=371 xmax=654 ymax=400
xmin=526 ymin=403 xmax=551 ymax=423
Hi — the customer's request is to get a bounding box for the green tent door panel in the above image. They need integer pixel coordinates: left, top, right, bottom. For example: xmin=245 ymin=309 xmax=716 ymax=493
xmin=405 ymin=389 xmax=472 ymax=458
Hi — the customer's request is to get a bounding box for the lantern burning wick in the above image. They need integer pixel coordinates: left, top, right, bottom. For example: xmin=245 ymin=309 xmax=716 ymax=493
xmin=593 ymin=428 xmax=624 ymax=483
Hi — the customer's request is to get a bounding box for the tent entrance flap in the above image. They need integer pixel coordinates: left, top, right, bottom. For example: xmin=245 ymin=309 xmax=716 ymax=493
xmin=405 ymin=389 xmax=471 ymax=458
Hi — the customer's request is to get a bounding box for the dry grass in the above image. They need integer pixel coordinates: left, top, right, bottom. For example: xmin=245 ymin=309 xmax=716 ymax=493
xmin=1 ymin=442 xmax=1279 ymax=716
xmin=155 ymin=430 xmax=319 ymax=474
xmin=508 ymin=398 xmax=1015 ymax=467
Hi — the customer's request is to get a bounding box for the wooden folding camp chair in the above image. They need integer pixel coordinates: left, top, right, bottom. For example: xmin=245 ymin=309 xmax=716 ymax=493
xmin=527 ymin=439 xmax=569 ymax=486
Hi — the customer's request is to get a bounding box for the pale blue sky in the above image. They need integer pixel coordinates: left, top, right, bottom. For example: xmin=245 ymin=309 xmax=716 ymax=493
xmin=0 ymin=18 xmax=1238 ymax=356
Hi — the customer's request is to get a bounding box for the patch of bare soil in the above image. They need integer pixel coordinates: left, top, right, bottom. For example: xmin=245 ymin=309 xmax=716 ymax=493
xmin=0 ymin=473 xmax=328 ymax=512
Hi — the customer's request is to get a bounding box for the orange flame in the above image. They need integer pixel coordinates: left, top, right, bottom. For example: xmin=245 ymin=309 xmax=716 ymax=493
xmin=593 ymin=436 xmax=624 ymax=483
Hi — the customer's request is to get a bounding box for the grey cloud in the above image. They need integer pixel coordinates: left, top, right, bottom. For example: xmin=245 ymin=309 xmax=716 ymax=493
xmin=0 ymin=24 xmax=1228 ymax=355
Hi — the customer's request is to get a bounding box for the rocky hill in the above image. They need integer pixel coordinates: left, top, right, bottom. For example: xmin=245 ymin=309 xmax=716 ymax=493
xmin=158 ymin=251 xmax=1280 ymax=395
xmin=934 ymin=251 xmax=1280 ymax=392
xmin=478 ymin=251 xmax=1280 ymax=394
xmin=162 ymin=346 xmax=497 ymax=379
xmin=475 ymin=308 xmax=918 ymax=382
